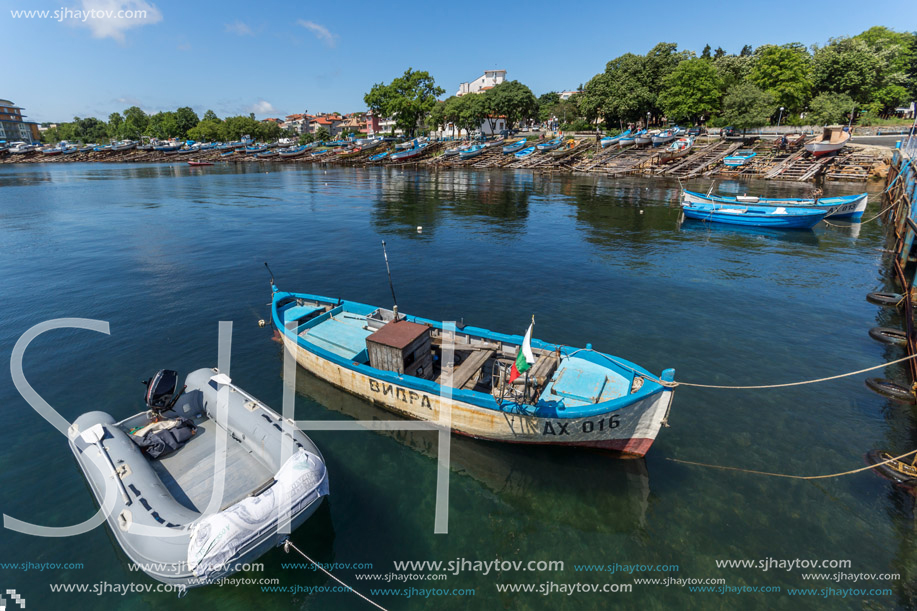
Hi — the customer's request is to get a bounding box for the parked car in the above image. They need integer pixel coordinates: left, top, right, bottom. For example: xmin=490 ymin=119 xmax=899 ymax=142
xmin=687 ymin=127 xmax=707 ymax=137
xmin=720 ymin=126 xmax=744 ymax=138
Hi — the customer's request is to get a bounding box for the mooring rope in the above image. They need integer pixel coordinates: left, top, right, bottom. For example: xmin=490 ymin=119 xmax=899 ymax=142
xmin=568 ymin=349 xmax=917 ymax=391
xmin=283 ymin=539 xmax=388 ymax=611
xmin=667 ymin=448 xmax=917 ymax=480
xmin=823 ymin=158 xmax=912 ymax=227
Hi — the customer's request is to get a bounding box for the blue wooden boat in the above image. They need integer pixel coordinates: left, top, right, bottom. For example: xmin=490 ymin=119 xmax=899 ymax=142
xmin=220 ymin=149 xmax=236 ymax=157
xmin=618 ymin=129 xmax=644 ymax=145
xmin=682 ymin=190 xmax=868 ymax=221
xmin=368 ymin=151 xmax=390 ymax=161
xmin=93 ymin=144 xmax=112 ymax=152
xmin=257 ymin=150 xmax=278 ymax=158
xmin=651 ymin=127 xmax=680 ymax=146
xmin=390 ymin=142 xmax=429 ymax=161
xmin=536 ymin=137 xmax=563 ymax=152
xmin=502 ymin=139 xmax=527 ymax=154
xmin=601 ymin=130 xmax=631 ymax=148
xmin=271 ymin=288 xmax=675 ymax=457
xmin=723 ymin=150 xmax=756 ymax=167
xmin=310 ymin=149 xmax=331 ymax=157
xmin=681 ymin=201 xmax=828 ymax=228
xmin=459 ymin=144 xmax=486 ymax=160
xmin=245 ymin=145 xmax=268 ymax=154
xmin=514 ymin=146 xmax=536 ymax=159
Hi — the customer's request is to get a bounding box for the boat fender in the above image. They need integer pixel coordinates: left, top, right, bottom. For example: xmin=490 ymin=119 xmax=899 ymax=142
xmin=866 ymin=449 xmax=917 ymax=486
xmin=868 ymin=327 xmax=908 ymax=346
xmin=866 ymin=292 xmax=906 ymax=307
xmin=865 ymin=378 xmax=916 ymax=403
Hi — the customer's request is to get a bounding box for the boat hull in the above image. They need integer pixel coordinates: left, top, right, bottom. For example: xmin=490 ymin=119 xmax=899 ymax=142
xmin=682 ymin=190 xmax=868 ymax=221
xmin=682 ymin=207 xmax=826 ymax=228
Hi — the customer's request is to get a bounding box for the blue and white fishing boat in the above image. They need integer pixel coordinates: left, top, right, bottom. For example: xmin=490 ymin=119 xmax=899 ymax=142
xmin=536 ymin=137 xmax=563 ymax=152
xmin=682 ymin=190 xmax=868 ymax=221
xmin=619 ymin=129 xmax=644 ymax=145
xmin=368 ymin=151 xmax=390 ymax=162
xmin=257 ymin=150 xmax=278 ymax=159
xmin=310 ymin=149 xmax=331 ymax=158
xmin=245 ymin=145 xmax=268 ymax=154
xmin=723 ymin=150 xmax=757 ymax=167
xmin=601 ymin=130 xmax=632 ymax=148
xmin=681 ymin=201 xmax=828 ymax=228
xmin=502 ymin=139 xmax=527 ymax=154
xmin=459 ymin=144 xmax=486 ymax=160
xmin=220 ymin=149 xmax=236 ymax=157
xmin=390 ymin=142 xmax=429 ymax=161
xmin=514 ymin=146 xmax=537 ymax=159
xmin=651 ymin=127 xmax=680 ymax=146
xmin=271 ymin=287 xmax=675 ymax=457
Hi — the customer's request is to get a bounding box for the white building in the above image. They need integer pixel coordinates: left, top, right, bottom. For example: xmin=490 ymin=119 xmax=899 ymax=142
xmin=456 ymin=69 xmax=506 ymax=97
xmin=558 ymin=90 xmax=581 ymax=100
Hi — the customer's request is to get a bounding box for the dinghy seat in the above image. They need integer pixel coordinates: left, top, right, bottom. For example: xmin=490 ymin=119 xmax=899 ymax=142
xmin=451 ymin=349 xmax=496 ymax=389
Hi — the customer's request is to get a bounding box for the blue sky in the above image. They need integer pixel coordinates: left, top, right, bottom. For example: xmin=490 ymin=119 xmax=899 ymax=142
xmin=6 ymin=0 xmax=916 ymax=122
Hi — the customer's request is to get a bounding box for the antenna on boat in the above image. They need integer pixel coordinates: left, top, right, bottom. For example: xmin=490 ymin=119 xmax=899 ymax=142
xmin=381 ymin=241 xmax=399 ymax=320
xmin=264 ymin=262 xmax=275 ymax=286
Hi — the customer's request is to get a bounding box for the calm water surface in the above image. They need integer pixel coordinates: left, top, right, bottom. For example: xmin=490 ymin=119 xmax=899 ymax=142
xmin=0 ymin=162 xmax=910 ymax=610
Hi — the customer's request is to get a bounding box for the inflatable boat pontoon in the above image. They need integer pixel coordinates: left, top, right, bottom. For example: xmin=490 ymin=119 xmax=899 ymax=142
xmin=68 ymin=367 xmax=328 ymax=587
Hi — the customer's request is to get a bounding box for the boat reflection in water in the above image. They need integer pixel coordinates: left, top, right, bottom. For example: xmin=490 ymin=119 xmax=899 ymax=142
xmin=288 ymin=363 xmax=650 ymax=533
xmin=676 ymin=213 xmax=821 ymax=246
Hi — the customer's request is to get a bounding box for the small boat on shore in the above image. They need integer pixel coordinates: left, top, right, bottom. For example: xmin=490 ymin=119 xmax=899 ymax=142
xmin=368 ymin=151 xmax=390 ymax=161
xmin=681 ymin=201 xmax=827 ymax=228
xmin=635 ymin=130 xmax=658 ymax=145
xmin=220 ymin=149 xmax=236 ymax=157
xmin=601 ymin=130 xmax=631 ymax=148
xmin=618 ymin=130 xmax=645 ymax=146
xmin=682 ymin=190 xmax=868 ymax=221
xmin=459 ymin=144 xmax=486 ymax=160
xmin=68 ymin=368 xmax=328 ymax=587
xmin=536 ymin=137 xmax=563 ymax=152
xmin=311 ymin=149 xmax=331 ymax=158
xmin=271 ymin=288 xmax=675 ymax=456
xmin=659 ymin=137 xmax=693 ymax=162
xmin=188 ymin=161 xmax=213 ymax=166
xmin=651 ymin=127 xmax=680 ymax=146
xmin=515 ymin=146 xmax=536 ymax=159
xmin=805 ymin=126 xmax=850 ymax=157
xmin=390 ymin=142 xmax=429 ymax=161
xmin=502 ymin=139 xmax=527 ymax=154
xmin=111 ymin=140 xmax=137 ymax=152
xmin=257 ymin=150 xmax=279 ymax=159
xmin=723 ymin=150 xmax=757 ymax=167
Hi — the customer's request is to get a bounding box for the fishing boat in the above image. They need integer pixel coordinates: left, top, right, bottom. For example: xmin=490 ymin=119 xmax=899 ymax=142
xmin=41 ymin=146 xmax=63 ymax=156
xmin=361 ymin=139 xmax=383 ymax=151
xmin=188 ymin=161 xmax=213 ymax=166
xmin=536 ymin=137 xmax=563 ymax=152
xmin=723 ymin=150 xmax=757 ymax=167
xmin=111 ymin=140 xmax=137 ymax=152
xmin=257 ymin=150 xmax=279 ymax=159
xmin=271 ymin=288 xmax=675 ymax=457
xmin=310 ymin=149 xmax=331 ymax=158
xmin=601 ymin=130 xmax=631 ymax=148
xmin=681 ymin=201 xmax=828 ymax=228
xmin=514 ymin=146 xmax=537 ymax=159
xmin=681 ymin=190 xmax=868 ymax=221
xmin=502 ymin=139 xmax=527 ymax=154
xmin=390 ymin=142 xmax=429 ymax=161
xmin=550 ymin=140 xmax=578 ymax=156
xmin=805 ymin=126 xmax=850 ymax=157
xmin=220 ymin=149 xmax=236 ymax=158
xmin=368 ymin=151 xmax=390 ymax=162
xmin=618 ymin=130 xmax=645 ymax=146
xmin=634 ymin=130 xmax=658 ymax=145
xmin=442 ymin=146 xmax=462 ymax=158
xmin=459 ymin=144 xmax=486 ymax=160
xmin=245 ymin=145 xmax=268 ymax=154
xmin=659 ymin=137 xmax=693 ymax=162
xmin=68 ymin=368 xmax=328 ymax=587
xmin=337 ymin=146 xmax=364 ymax=158
xmin=93 ymin=144 xmax=112 ymax=152
xmin=278 ymin=146 xmax=308 ymax=158
xmin=79 ymin=145 xmax=95 ymax=153
xmin=773 ymin=133 xmax=807 ymax=152
xmin=651 ymin=127 xmax=680 ymax=146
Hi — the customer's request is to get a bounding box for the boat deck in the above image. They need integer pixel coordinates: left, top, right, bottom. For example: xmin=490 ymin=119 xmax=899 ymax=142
xmin=149 ymin=418 xmax=273 ymax=513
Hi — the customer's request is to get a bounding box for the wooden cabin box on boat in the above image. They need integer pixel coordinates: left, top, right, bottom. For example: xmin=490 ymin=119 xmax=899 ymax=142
xmin=366 ymin=319 xmax=434 ymax=380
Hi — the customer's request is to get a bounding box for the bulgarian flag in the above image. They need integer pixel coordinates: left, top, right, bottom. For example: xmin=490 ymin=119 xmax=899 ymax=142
xmin=508 ymin=320 xmax=536 ymax=383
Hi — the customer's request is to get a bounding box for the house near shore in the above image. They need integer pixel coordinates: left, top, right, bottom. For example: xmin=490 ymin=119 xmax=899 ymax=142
xmin=436 ymin=115 xmax=507 ymax=140
xmin=456 ymin=70 xmax=506 ymax=97
xmin=0 ymin=99 xmax=40 ymax=143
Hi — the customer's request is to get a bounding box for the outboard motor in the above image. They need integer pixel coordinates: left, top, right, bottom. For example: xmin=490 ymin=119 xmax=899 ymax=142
xmin=143 ymin=369 xmax=179 ymax=414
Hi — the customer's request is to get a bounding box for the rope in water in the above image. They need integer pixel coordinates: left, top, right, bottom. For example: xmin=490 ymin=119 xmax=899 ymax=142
xmin=667 ymin=448 xmax=917 ymax=480
xmin=824 ymin=159 xmax=911 ymax=227
xmin=283 ymin=539 xmax=388 ymax=611
xmin=570 ymin=349 xmax=917 ymax=391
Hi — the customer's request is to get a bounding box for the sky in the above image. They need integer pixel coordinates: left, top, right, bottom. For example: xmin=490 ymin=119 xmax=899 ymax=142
xmin=5 ymin=0 xmax=916 ymax=123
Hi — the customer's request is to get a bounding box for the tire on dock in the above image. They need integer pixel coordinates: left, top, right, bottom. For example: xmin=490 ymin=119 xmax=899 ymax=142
xmin=866 ymin=292 xmax=906 ymax=307
xmin=868 ymin=327 xmax=908 ymax=346
xmin=865 ymin=449 xmax=917 ymax=487
xmin=865 ymin=377 xmax=916 ymax=403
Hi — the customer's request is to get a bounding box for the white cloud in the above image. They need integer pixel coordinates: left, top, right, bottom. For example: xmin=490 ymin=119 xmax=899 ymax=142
xmin=248 ymin=100 xmax=276 ymax=115
xmin=296 ymin=20 xmax=337 ymax=47
xmin=224 ymin=20 xmax=253 ymax=36
xmin=76 ymin=0 xmax=163 ymax=43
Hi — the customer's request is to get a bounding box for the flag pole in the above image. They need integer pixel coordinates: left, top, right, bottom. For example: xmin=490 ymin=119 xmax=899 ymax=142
xmin=381 ymin=240 xmax=399 ymax=320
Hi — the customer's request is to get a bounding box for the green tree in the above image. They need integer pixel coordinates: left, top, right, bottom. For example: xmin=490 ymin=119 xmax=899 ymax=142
xmin=364 ymin=68 xmax=444 ymax=137
xmin=299 ymin=133 xmax=315 ymax=145
xmin=740 ymin=45 xmax=753 ymax=57
xmin=314 ymin=126 xmax=330 ymax=142
xmin=713 ymin=46 xmax=726 ymax=59
xmin=812 ymin=37 xmax=881 ymax=103
xmin=187 ymin=119 xmax=223 ymax=142
xmin=174 ymin=106 xmax=200 ymax=138
xmin=722 ymin=83 xmax=775 ymax=132
xmin=807 ymin=92 xmax=855 ymax=125
xmin=484 ymin=80 xmax=538 ymax=130
xmin=658 ymin=58 xmax=724 ymax=123
xmin=537 ymin=92 xmax=561 ymax=122
xmin=578 ymin=73 xmax=612 ymax=126
xmin=602 ymin=53 xmax=654 ymax=123
xmin=713 ymin=54 xmax=752 ymax=90
xmin=202 ymin=109 xmax=220 ymax=122
xmin=121 ymin=106 xmax=149 ymax=139
xmin=701 ymin=44 xmax=711 ymax=59
xmin=426 ymin=99 xmax=447 ymax=133
xmin=748 ymin=44 xmax=812 ymax=114
xmin=107 ymin=112 xmax=123 ymax=139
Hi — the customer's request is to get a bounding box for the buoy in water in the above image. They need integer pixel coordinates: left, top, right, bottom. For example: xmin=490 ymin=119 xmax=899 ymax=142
xmin=866 ymin=449 xmax=917 ymax=487
xmin=258 ymin=319 xmax=266 ymax=327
